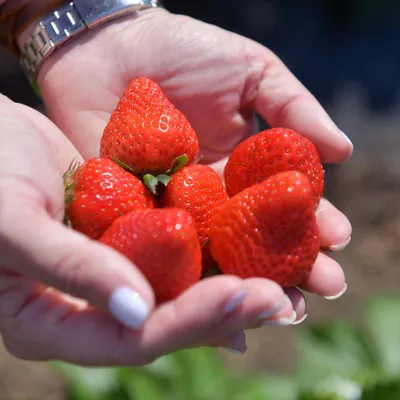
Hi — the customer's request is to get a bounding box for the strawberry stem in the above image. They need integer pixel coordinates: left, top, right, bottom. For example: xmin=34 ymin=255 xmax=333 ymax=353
xmin=62 ymin=158 xmax=81 ymax=227
xmin=166 ymin=154 xmax=188 ymax=175
xmin=143 ymin=173 xmax=172 ymax=195
xmin=112 ymin=156 xmax=136 ymax=174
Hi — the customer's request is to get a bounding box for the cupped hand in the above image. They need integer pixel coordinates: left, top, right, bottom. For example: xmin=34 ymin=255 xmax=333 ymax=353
xmin=38 ymin=7 xmax=352 ymax=298
xmin=0 ymin=6 xmax=353 ymax=364
xmin=0 ymin=95 xmax=302 ymax=364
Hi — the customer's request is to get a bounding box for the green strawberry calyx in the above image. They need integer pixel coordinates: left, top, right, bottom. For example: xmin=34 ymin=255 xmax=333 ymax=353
xmin=166 ymin=154 xmax=189 ymax=174
xmin=112 ymin=156 xmax=137 ymax=174
xmin=143 ymin=154 xmax=189 ymax=195
xmin=62 ymin=158 xmax=81 ymax=226
xmin=143 ymin=173 xmax=172 ymax=195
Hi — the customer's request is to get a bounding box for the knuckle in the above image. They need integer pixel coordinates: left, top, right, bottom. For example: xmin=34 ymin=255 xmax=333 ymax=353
xmin=54 ymin=243 xmax=95 ymax=297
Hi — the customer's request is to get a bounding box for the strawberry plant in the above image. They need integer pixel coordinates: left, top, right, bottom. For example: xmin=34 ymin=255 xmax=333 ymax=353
xmin=53 ymin=296 xmax=400 ymax=400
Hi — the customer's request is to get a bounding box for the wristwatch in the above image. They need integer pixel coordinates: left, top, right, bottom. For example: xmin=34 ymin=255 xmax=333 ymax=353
xmin=15 ymin=0 xmax=159 ymax=83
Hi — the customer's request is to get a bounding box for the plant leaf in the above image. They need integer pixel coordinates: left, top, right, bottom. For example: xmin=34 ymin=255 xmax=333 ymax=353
xmin=156 ymin=174 xmax=172 ymax=186
xmin=364 ymin=297 xmax=400 ymax=374
xmin=361 ymin=377 xmax=400 ymax=400
xmin=143 ymin=174 xmax=159 ymax=195
xmin=170 ymin=348 xmax=230 ymax=400
xmin=294 ymin=323 xmax=374 ymax=391
xmin=167 ymin=154 xmax=188 ymax=174
xmin=230 ymin=376 xmax=297 ymax=400
xmin=53 ymin=362 xmax=118 ymax=400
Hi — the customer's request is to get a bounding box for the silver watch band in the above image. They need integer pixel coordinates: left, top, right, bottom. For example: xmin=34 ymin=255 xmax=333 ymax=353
xmin=16 ymin=0 xmax=159 ymax=83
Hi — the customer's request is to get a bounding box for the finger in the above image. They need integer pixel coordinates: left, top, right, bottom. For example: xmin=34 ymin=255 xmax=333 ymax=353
xmin=0 ymin=275 xmax=243 ymax=364
xmin=298 ymin=252 xmax=347 ymax=299
xmin=250 ymin=44 xmax=353 ymax=163
xmin=212 ymin=330 xmax=247 ymax=354
xmin=316 ymin=198 xmax=352 ymax=251
xmin=139 ymin=275 xmax=296 ymax=360
xmin=285 ymin=287 xmax=308 ymax=325
xmin=0 ymin=108 xmax=155 ymax=331
xmin=1 ymin=208 xmax=155 ymax=331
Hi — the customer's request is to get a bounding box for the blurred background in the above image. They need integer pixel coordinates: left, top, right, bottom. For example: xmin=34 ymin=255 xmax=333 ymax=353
xmin=2 ymin=0 xmax=400 ymax=399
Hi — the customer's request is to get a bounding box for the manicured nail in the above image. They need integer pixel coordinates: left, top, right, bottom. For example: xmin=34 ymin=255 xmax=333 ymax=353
xmin=292 ymin=313 xmax=308 ymax=325
xmin=329 ymin=236 xmax=351 ymax=252
xmin=108 ymin=287 xmax=150 ymax=330
xmin=223 ymin=346 xmax=247 ymax=355
xmin=325 ymin=283 xmax=347 ymax=300
xmin=224 ymin=289 xmax=247 ymax=313
xmin=263 ymin=310 xmax=297 ymax=326
xmin=258 ymin=295 xmax=288 ymax=319
xmin=222 ymin=330 xmax=247 ymax=354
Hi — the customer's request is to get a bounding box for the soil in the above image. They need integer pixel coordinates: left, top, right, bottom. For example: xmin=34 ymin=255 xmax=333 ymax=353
xmin=1 ymin=47 xmax=400 ymax=399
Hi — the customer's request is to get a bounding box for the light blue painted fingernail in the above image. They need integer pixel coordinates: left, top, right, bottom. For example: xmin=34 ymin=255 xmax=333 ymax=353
xmin=108 ymin=287 xmax=150 ymax=330
xmin=223 ymin=289 xmax=248 ymax=313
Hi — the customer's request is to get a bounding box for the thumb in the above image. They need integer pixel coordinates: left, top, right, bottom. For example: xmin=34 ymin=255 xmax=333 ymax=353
xmin=1 ymin=206 xmax=155 ymax=330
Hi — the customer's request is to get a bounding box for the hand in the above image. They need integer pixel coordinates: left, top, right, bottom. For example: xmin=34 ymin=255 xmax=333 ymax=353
xmin=39 ymin=7 xmax=352 ymax=293
xmin=0 ymin=7 xmax=352 ymax=365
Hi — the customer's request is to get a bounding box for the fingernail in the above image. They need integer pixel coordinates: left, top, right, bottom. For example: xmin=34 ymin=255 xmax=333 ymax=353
xmin=329 ymin=236 xmax=351 ymax=252
xmin=292 ymin=313 xmax=308 ymax=326
xmin=222 ymin=330 xmax=247 ymax=354
xmin=258 ymin=295 xmax=288 ymax=319
xmin=224 ymin=289 xmax=247 ymax=313
xmin=263 ymin=310 xmax=297 ymax=326
xmin=108 ymin=287 xmax=150 ymax=330
xmin=340 ymin=130 xmax=354 ymax=149
xmin=325 ymin=283 xmax=348 ymax=300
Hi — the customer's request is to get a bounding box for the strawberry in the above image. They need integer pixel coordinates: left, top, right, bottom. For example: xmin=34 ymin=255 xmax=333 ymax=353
xmin=64 ymin=157 xmax=156 ymax=239
xmin=224 ymin=128 xmax=325 ymax=204
xmin=209 ymin=171 xmax=320 ymax=287
xmin=99 ymin=208 xmax=202 ymax=303
xmin=158 ymin=164 xmax=229 ymax=270
xmin=100 ymin=77 xmax=200 ymax=177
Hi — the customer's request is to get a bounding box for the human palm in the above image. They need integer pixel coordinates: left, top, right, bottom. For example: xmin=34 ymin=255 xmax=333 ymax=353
xmin=0 ymin=8 xmax=352 ymax=365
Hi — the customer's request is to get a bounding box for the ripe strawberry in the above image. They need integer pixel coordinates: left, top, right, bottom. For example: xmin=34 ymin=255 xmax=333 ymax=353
xmin=158 ymin=164 xmax=229 ymax=270
xmin=224 ymin=128 xmax=325 ymax=204
xmin=64 ymin=157 xmax=156 ymax=239
xmin=209 ymin=171 xmax=320 ymax=287
xmin=100 ymin=77 xmax=200 ymax=177
xmin=100 ymin=208 xmax=202 ymax=303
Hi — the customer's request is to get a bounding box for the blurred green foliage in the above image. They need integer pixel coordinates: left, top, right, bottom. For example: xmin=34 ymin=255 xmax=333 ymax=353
xmin=53 ymin=297 xmax=400 ymax=400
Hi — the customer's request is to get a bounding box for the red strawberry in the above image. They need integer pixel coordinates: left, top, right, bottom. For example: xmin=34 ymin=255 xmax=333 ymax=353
xmin=100 ymin=208 xmax=202 ymax=303
xmin=224 ymin=128 xmax=324 ymax=204
xmin=100 ymin=77 xmax=200 ymax=177
xmin=64 ymin=157 xmax=156 ymax=239
xmin=209 ymin=171 xmax=320 ymax=287
xmin=159 ymin=164 xmax=229 ymax=270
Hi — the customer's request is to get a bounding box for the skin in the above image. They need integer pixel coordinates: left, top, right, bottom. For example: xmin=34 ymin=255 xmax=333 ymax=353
xmin=0 ymin=7 xmax=352 ymax=364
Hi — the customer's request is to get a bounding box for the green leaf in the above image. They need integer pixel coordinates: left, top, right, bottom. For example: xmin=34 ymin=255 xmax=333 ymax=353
xmin=112 ymin=157 xmax=136 ymax=174
xmin=121 ymin=371 xmax=165 ymax=400
xmin=156 ymin=174 xmax=172 ymax=186
xmin=361 ymin=377 xmax=400 ymax=400
xmin=143 ymin=174 xmax=159 ymax=195
xmin=364 ymin=297 xmax=400 ymax=374
xmin=53 ymin=362 xmax=119 ymax=400
xmin=230 ymin=376 xmax=297 ymax=400
xmin=167 ymin=154 xmax=188 ymax=174
xmin=169 ymin=348 xmax=230 ymax=400
xmin=294 ymin=323 xmax=375 ymax=391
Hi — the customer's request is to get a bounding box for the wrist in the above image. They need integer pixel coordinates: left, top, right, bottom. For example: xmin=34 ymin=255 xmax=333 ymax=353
xmin=13 ymin=0 xmax=163 ymax=84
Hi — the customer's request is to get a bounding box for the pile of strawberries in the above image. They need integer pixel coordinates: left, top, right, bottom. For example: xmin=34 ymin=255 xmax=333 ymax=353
xmin=63 ymin=77 xmax=324 ymax=304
